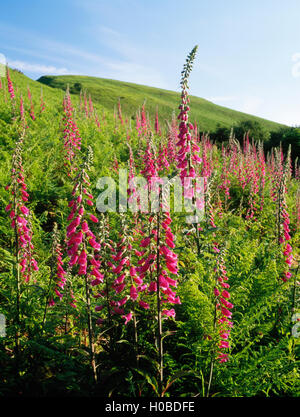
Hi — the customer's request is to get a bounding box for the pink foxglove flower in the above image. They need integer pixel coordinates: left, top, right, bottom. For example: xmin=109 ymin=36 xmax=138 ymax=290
xmin=61 ymin=91 xmax=81 ymax=174
xmin=6 ymin=136 xmax=38 ymax=282
xmin=6 ymin=66 xmax=15 ymax=104
xmin=65 ymin=148 xmax=102 ymax=311
xmin=122 ymin=312 xmax=133 ymax=325
xmin=213 ymin=249 xmax=233 ymax=364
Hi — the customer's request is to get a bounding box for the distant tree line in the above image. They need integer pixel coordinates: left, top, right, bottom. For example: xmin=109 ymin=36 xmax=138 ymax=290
xmin=210 ymin=120 xmax=300 ymax=163
xmin=65 ymin=82 xmax=300 ymax=165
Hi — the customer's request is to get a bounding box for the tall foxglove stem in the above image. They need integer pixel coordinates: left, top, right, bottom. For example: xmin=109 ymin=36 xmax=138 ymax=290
xmin=83 ymin=239 xmax=97 ymax=383
xmin=65 ymin=147 xmax=100 ymax=383
xmin=207 ymin=302 xmax=217 ymax=397
xmin=156 ymin=189 xmax=163 ymax=388
xmin=42 ymin=224 xmax=58 ymax=331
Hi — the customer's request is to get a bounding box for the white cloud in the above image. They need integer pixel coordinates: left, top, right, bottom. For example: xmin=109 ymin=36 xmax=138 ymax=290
xmin=208 ymin=96 xmax=237 ymax=103
xmin=100 ymin=61 xmax=167 ymax=87
xmin=262 ymin=108 xmax=300 ymax=126
xmin=7 ymin=59 xmax=69 ymax=75
xmin=291 ymin=52 xmax=300 ymax=78
xmin=92 ymin=25 xmax=169 ymax=88
xmin=3 ymin=45 xmax=72 ymax=66
xmin=240 ymin=96 xmax=264 ymax=115
xmin=0 ymin=53 xmax=6 ymax=77
xmin=1 ymin=23 xmax=168 ymax=87
xmin=0 ymin=52 xmax=6 ymax=65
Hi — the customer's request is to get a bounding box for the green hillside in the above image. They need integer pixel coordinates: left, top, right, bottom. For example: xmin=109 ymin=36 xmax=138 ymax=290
xmin=0 ymin=63 xmax=299 ymax=398
xmin=37 ymin=75 xmax=285 ymax=133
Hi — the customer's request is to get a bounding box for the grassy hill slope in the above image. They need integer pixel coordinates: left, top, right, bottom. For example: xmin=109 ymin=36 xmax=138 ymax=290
xmin=37 ymin=75 xmax=285 ymax=133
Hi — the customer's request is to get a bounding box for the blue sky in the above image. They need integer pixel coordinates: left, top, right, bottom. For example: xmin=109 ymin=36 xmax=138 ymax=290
xmin=1 ymin=0 xmax=300 ymax=125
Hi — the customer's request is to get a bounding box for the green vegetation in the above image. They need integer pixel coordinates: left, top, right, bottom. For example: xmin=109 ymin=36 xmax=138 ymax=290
xmin=0 ymin=67 xmax=299 ymax=398
xmin=37 ymin=74 xmax=285 ymax=133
